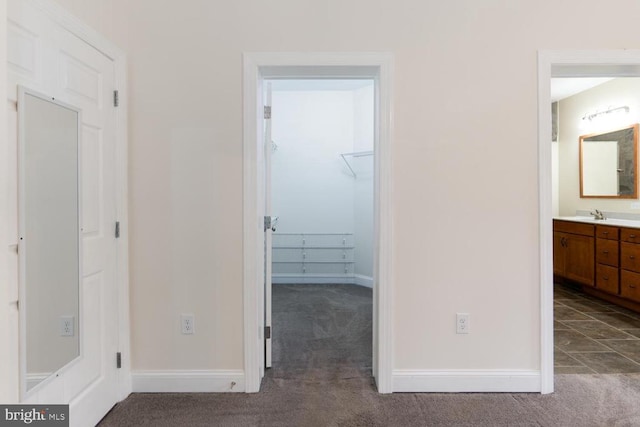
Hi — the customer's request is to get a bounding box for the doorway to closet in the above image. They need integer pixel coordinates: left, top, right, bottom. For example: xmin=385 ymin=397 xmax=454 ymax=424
xmin=242 ymin=53 xmax=393 ymax=393
xmin=266 ymin=79 xmax=375 ymax=379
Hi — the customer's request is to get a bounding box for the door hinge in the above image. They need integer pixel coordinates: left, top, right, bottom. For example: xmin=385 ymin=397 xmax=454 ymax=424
xmin=265 ymin=326 xmax=271 ymax=339
xmin=116 ymin=352 xmax=122 ymax=369
xmin=264 ymin=105 xmax=271 ymax=119
xmin=115 ymin=221 xmax=120 ymax=238
xmin=113 ymin=90 xmax=119 ymax=107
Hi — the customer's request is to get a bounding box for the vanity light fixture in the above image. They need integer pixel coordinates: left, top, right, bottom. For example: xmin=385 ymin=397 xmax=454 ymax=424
xmin=582 ymin=105 xmax=630 ymax=121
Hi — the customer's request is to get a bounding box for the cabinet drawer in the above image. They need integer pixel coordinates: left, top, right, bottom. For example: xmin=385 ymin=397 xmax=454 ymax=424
xmin=621 ymin=228 xmax=640 ymax=243
xmin=554 ymin=220 xmax=594 ymax=237
xmin=596 ymin=225 xmax=619 ymax=240
xmin=621 ymin=242 xmax=640 ymax=272
xmin=596 ymin=264 xmax=619 ymax=295
xmin=620 ymin=270 xmax=640 ymax=302
xmin=596 ymin=238 xmax=619 ymax=267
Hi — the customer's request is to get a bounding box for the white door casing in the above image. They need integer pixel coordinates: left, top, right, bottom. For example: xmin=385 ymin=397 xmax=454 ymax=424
xmin=7 ymin=0 xmax=129 ymax=423
xmin=243 ymin=53 xmax=394 ymax=393
xmin=538 ymin=49 xmax=640 ymax=395
xmin=264 ymin=83 xmax=273 ymax=370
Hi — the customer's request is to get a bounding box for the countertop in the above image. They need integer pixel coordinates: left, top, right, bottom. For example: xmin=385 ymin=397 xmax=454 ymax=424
xmin=554 ymin=216 xmax=640 ymax=229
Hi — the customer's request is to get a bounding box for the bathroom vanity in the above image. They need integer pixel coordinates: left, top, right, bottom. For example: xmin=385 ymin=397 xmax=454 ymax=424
xmin=554 ymin=216 xmax=640 ymax=313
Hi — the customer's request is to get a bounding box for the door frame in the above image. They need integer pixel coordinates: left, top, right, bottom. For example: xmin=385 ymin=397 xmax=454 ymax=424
xmin=538 ymin=49 xmax=640 ymax=394
xmin=242 ymin=52 xmax=394 ymax=393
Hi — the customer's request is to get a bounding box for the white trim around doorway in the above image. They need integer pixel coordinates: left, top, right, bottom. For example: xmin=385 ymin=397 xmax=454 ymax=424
xmin=538 ymin=49 xmax=640 ymax=394
xmin=242 ymin=52 xmax=394 ymax=393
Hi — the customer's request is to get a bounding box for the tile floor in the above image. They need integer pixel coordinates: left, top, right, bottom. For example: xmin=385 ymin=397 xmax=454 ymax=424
xmin=555 ymin=283 xmax=640 ymax=374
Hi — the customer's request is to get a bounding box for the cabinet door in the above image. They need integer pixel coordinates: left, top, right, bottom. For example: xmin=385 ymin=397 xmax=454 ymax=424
xmin=564 ymin=234 xmax=595 ymax=286
xmin=553 ymin=232 xmax=565 ymax=276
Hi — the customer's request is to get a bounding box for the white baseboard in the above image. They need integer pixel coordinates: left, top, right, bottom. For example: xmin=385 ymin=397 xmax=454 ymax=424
xmin=354 ymin=274 xmax=373 ymax=288
xmin=132 ymin=370 xmax=245 ymax=393
xmin=392 ymin=370 xmax=541 ymax=393
xmin=273 ymin=274 xmax=373 ymax=288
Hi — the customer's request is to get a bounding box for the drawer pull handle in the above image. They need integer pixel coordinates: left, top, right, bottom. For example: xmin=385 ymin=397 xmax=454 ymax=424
xmin=630 ymin=285 xmax=637 ymax=289
xmin=631 ymin=235 xmax=637 ymax=239
xmin=603 ymin=231 xmax=609 ymax=235
xmin=603 ymin=251 xmax=609 ymax=254
xmin=603 ymin=276 xmax=609 ymax=280
xmin=631 ymin=255 xmax=636 ymax=260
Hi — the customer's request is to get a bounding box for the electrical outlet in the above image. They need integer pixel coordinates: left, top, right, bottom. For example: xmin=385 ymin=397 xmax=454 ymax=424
xmin=181 ymin=314 xmax=195 ymax=335
xmin=60 ymin=316 xmax=74 ymax=336
xmin=632 ymin=202 xmax=640 ymax=210
xmin=456 ymin=313 xmax=470 ymax=334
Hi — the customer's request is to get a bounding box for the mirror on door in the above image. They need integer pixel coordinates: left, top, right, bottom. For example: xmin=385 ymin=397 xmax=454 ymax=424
xmin=18 ymin=87 xmax=82 ymax=393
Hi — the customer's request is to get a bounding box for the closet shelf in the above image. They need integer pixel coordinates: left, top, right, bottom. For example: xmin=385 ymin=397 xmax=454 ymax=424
xmin=273 ymin=261 xmax=355 ymax=264
xmin=275 ymin=233 xmax=354 ymax=236
xmin=340 ymin=150 xmax=373 ymax=177
xmin=273 ymin=246 xmax=355 ymax=249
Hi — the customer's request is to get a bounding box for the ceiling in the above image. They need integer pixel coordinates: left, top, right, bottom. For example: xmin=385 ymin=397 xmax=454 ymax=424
xmin=550 ymin=78 xmax=614 ymax=102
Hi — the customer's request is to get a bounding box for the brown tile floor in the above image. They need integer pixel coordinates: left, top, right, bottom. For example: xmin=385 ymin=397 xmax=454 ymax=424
xmin=555 ymin=283 xmax=640 ymax=374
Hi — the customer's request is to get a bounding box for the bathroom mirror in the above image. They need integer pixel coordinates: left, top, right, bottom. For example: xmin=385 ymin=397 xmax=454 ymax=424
xmin=580 ymin=123 xmax=638 ymax=198
xmin=18 ymin=87 xmax=82 ymax=393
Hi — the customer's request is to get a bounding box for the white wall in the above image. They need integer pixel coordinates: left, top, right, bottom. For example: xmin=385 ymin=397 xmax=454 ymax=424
xmin=271 ymin=88 xmax=355 ymax=234
xmin=109 ymin=0 xmax=640 ymax=377
xmin=558 ymin=78 xmax=640 ymax=216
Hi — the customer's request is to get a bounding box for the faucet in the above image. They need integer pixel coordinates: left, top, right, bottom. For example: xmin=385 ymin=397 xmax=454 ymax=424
xmin=590 ymin=209 xmax=606 ymax=220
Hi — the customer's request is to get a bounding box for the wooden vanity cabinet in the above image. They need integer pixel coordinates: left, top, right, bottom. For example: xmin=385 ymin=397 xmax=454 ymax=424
xmin=553 ymin=220 xmax=595 ymax=286
xmin=620 ymin=227 xmax=640 ymax=304
xmin=595 ymin=225 xmax=619 ymax=295
xmin=554 ymin=220 xmax=640 ymax=312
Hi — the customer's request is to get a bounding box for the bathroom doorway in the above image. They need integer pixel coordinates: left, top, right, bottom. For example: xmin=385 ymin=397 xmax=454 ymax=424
xmin=552 ymin=77 xmax=640 ymax=376
xmin=539 ymin=51 xmax=640 ymax=392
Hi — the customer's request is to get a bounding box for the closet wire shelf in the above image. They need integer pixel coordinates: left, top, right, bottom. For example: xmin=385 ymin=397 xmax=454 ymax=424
xmin=272 ymin=233 xmax=355 ymax=275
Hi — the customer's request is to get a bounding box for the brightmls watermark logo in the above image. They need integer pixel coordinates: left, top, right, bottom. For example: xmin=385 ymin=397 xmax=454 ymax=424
xmin=0 ymin=405 xmax=68 ymax=426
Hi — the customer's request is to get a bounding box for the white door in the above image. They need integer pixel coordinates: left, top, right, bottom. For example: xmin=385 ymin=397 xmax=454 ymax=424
xmin=8 ymin=2 xmax=121 ymax=425
xmin=264 ymin=83 xmax=274 ymax=368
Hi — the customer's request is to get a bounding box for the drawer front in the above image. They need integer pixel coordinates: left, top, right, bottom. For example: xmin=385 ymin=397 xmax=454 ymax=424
xmin=621 ymin=242 xmax=640 ymax=272
xmin=596 ymin=225 xmax=619 ymax=241
xmin=596 ymin=238 xmax=619 ymax=267
xmin=596 ymin=264 xmax=619 ymax=295
xmin=554 ymin=220 xmax=594 ymax=237
xmin=621 ymin=228 xmax=640 ymax=243
xmin=620 ymin=270 xmax=640 ymax=302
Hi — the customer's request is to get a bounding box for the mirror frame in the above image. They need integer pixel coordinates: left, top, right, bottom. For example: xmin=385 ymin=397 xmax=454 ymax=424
xmin=17 ymin=86 xmax=84 ymax=397
xmin=579 ymin=123 xmax=639 ymax=199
